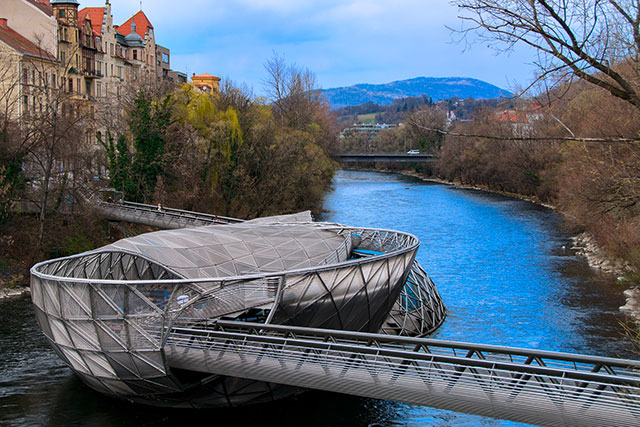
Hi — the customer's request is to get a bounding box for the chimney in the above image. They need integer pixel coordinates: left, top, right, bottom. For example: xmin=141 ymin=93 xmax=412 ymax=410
xmin=0 ymin=18 xmax=8 ymax=29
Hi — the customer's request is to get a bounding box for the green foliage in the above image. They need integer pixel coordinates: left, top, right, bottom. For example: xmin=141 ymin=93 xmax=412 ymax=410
xmin=0 ymin=124 xmax=25 ymax=223
xmin=60 ymin=231 xmax=95 ymax=256
xmin=129 ymin=90 xmax=173 ymax=203
xmin=99 ymin=132 xmax=135 ymax=199
xmin=160 ymin=80 xmax=336 ymax=218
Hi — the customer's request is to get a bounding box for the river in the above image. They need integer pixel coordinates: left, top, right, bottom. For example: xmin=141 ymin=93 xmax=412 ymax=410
xmin=0 ymin=170 xmax=633 ymax=426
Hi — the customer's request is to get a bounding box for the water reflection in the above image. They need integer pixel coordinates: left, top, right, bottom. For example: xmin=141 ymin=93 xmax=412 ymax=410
xmin=1 ymin=169 xmax=633 ymax=426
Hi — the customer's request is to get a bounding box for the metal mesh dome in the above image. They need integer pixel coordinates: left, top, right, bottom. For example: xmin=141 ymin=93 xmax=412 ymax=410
xmin=30 ymin=210 xmax=446 ymax=407
xmin=99 ymin=223 xmax=352 ymax=279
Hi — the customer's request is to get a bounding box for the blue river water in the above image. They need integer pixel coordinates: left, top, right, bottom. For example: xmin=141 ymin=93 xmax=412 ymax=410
xmin=0 ymin=169 xmax=632 ymax=426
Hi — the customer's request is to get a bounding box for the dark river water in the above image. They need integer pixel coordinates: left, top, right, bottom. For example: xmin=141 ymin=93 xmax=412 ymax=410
xmin=0 ymin=170 xmax=633 ymax=426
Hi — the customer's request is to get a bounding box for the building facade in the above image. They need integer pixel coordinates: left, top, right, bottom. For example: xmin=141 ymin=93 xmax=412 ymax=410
xmin=191 ymin=73 xmax=221 ymax=93
xmin=0 ymin=16 xmax=58 ymax=119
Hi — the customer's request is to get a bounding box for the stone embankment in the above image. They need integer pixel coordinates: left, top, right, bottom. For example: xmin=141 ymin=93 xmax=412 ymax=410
xmin=0 ymin=272 xmax=29 ymax=300
xmin=571 ymin=232 xmax=631 ymax=275
xmin=0 ymin=286 xmax=30 ymax=300
xmin=572 ymin=232 xmax=640 ymax=322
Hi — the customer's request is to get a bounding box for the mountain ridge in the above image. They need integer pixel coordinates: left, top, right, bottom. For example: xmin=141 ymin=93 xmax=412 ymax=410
xmin=322 ymin=76 xmax=512 ymax=109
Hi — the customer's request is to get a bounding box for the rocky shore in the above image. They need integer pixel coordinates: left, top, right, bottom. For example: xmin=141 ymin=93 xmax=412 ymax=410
xmin=571 ymin=232 xmax=631 ymax=275
xmin=0 ymin=285 xmax=30 ymax=300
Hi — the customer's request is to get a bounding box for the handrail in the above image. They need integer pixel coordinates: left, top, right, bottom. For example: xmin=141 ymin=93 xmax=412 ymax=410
xmin=164 ymin=320 xmax=640 ymax=427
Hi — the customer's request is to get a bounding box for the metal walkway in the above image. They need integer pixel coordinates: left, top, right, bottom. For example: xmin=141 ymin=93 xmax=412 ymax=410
xmin=165 ymin=321 xmax=640 ymax=427
xmin=335 ymin=152 xmax=436 ymax=163
xmin=96 ymin=200 xmax=243 ymax=228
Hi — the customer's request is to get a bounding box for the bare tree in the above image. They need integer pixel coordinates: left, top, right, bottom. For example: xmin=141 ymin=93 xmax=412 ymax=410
xmin=406 ymin=107 xmax=449 ymax=152
xmin=14 ymin=41 xmax=86 ymax=250
xmin=264 ymin=52 xmax=323 ymax=129
xmin=453 ymin=0 xmax=640 ymax=109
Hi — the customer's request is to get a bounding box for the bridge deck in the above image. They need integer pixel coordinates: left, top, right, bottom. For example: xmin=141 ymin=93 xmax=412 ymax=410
xmin=335 ymin=153 xmax=435 ymax=163
xmin=164 ymin=321 xmax=640 ymax=427
xmin=97 ymin=200 xmax=243 ymax=228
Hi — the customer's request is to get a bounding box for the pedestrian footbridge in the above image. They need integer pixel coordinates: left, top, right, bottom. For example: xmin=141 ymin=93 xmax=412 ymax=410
xmin=166 ymin=320 xmax=640 ymax=427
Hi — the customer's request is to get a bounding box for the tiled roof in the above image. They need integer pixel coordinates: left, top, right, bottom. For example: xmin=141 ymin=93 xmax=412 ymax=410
xmin=79 ymin=7 xmax=105 ymax=36
xmin=0 ymin=23 xmax=56 ymax=60
xmin=25 ymin=0 xmax=53 ymax=17
xmin=119 ymin=11 xmax=153 ymax=39
xmin=194 ymin=73 xmax=221 ymax=80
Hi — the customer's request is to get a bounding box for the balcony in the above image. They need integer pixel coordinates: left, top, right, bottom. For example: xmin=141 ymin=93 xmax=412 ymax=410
xmin=83 ymin=69 xmax=103 ymax=79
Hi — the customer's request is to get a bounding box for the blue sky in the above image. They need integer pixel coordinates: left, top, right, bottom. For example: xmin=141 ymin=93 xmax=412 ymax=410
xmin=103 ymin=0 xmax=537 ymax=95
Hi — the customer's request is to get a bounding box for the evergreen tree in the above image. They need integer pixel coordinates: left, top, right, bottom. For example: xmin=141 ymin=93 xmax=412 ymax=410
xmin=129 ymin=90 xmax=172 ymax=202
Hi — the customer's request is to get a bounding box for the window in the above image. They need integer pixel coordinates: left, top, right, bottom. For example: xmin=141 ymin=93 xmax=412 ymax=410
xmin=68 ymin=78 xmax=73 ymax=92
xmin=23 ymin=95 xmax=28 ymax=112
xmin=110 ymin=43 xmax=114 ymax=55
xmin=77 ymin=78 xmax=80 ymax=93
xmin=59 ymin=9 xmax=65 ymax=18
xmin=22 ymin=68 xmax=28 ymax=84
xmin=97 ymin=82 xmax=102 ymax=97
xmin=162 ymin=53 xmax=169 ymax=63
xmin=110 ymin=64 xmax=113 ymax=76
xmin=52 ymin=73 xmax=56 ymax=88
xmin=61 ymin=51 xmax=65 ymax=63
xmin=133 ymin=49 xmax=137 ymax=60
xmin=63 ymin=27 xmax=68 ymax=41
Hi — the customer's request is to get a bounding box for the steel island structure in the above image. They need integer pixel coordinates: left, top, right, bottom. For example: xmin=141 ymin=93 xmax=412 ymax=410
xmin=30 ymin=210 xmax=446 ymax=407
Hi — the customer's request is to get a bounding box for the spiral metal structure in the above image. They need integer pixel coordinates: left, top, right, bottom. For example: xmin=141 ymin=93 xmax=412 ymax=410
xmin=30 ymin=214 xmax=446 ymax=406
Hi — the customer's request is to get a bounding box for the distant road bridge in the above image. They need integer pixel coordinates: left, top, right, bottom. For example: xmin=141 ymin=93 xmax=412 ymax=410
xmin=334 ymin=152 xmax=436 ymax=163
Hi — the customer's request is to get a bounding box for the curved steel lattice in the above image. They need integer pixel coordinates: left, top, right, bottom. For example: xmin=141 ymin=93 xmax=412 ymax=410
xmin=31 ymin=216 xmax=443 ymax=406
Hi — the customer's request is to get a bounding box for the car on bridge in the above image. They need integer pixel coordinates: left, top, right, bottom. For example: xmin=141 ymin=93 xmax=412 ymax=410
xmin=407 ymin=149 xmax=420 ymax=154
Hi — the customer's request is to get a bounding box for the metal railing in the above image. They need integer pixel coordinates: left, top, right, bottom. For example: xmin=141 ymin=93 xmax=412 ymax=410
xmin=165 ymin=320 xmax=640 ymax=427
xmin=334 ymin=153 xmax=436 ymax=163
xmin=96 ymin=200 xmax=244 ymax=228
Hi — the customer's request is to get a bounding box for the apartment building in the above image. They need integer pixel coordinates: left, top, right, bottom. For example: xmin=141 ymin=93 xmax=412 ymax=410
xmin=0 ymin=16 xmax=58 ymax=119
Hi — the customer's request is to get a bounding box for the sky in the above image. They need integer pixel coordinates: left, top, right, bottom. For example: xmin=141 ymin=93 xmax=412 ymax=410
xmin=96 ymin=0 xmax=538 ymax=95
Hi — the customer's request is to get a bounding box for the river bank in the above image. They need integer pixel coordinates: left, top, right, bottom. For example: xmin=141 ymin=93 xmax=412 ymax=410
xmin=0 ymin=268 xmax=29 ymax=300
xmin=0 ymin=285 xmax=29 ymax=299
